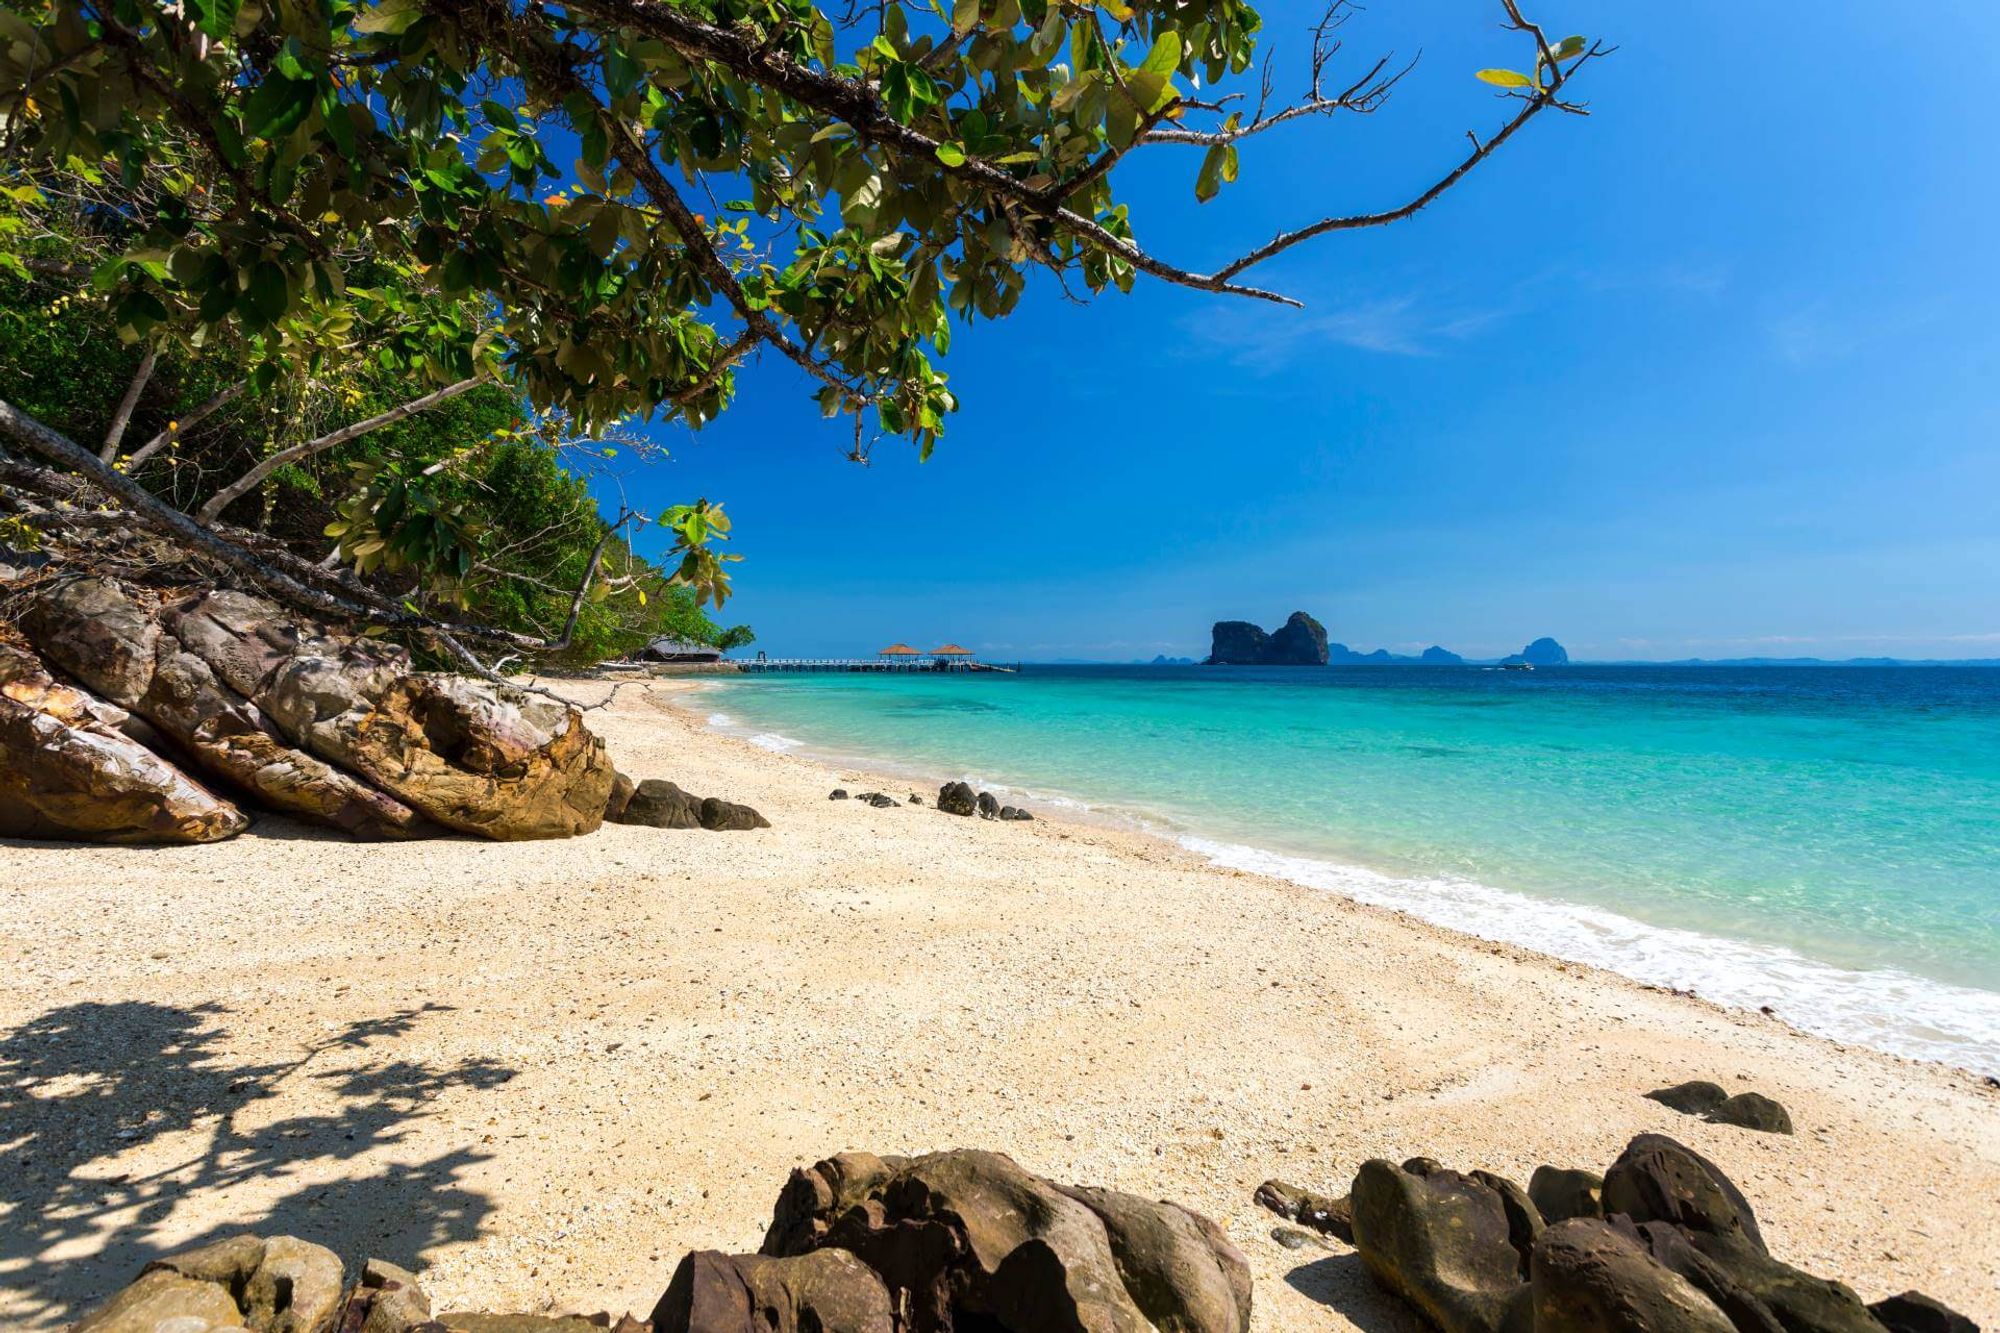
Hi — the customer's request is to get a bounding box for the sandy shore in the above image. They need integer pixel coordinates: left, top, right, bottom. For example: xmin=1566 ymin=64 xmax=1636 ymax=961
xmin=3 ymin=678 xmax=1996 ymax=1330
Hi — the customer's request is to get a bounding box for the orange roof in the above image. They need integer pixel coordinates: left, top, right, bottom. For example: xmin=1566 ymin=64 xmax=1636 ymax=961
xmin=878 ymin=643 xmax=921 ymax=655
xmin=932 ymin=644 xmax=974 ymax=655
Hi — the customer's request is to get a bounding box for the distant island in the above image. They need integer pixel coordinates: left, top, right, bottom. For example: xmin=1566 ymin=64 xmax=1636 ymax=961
xmin=1203 ymin=614 xmax=1569 ymax=668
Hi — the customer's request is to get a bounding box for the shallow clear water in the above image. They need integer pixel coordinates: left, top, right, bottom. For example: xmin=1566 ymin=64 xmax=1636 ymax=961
xmin=700 ymin=664 xmax=2000 ymax=1073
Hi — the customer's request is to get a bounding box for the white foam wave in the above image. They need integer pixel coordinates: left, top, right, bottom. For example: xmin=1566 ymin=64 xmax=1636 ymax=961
xmin=746 ymin=731 xmax=803 ymax=753
xmin=706 ymin=711 xmax=733 ymax=727
xmin=1181 ymin=835 xmax=2000 ymax=1076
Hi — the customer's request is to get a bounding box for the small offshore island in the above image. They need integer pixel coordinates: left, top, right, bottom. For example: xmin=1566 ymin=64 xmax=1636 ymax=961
xmin=1205 ymin=612 xmax=1571 ymax=668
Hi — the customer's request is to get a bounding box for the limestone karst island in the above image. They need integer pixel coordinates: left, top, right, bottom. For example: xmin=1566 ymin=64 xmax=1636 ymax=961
xmin=2 ymin=0 xmax=1997 ymax=1330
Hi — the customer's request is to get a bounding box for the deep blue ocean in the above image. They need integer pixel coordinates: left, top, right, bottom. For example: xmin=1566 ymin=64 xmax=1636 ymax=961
xmin=699 ymin=664 xmax=2000 ymax=1073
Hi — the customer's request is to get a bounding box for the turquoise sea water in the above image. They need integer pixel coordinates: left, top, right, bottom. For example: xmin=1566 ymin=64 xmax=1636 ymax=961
xmin=699 ymin=665 xmax=2000 ymax=1073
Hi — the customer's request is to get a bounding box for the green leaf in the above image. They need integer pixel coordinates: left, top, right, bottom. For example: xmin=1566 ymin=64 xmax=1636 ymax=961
xmin=243 ymin=76 xmax=314 ymax=141
xmin=1195 ymin=144 xmax=1224 ymax=202
xmin=353 ymin=0 xmax=421 ymax=36
xmin=951 ymin=0 xmax=979 ymax=33
xmin=247 ymin=259 xmax=290 ymax=323
xmin=1140 ymin=31 xmax=1182 ymax=76
xmin=480 ymin=98 xmax=518 ymax=131
xmin=1475 ymin=68 xmax=1534 ymax=89
xmin=934 ymin=141 xmax=967 ymax=166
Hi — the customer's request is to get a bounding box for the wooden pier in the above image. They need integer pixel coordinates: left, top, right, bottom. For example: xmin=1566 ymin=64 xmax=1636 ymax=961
xmin=736 ymin=658 xmax=1018 ymax=674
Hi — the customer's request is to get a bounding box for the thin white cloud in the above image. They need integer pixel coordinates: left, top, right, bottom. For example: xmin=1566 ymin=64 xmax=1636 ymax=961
xmin=1183 ymin=294 xmax=1502 ymax=367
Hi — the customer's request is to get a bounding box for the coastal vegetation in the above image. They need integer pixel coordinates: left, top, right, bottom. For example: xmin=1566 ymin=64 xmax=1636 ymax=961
xmin=0 ymin=0 xmax=1604 ymax=674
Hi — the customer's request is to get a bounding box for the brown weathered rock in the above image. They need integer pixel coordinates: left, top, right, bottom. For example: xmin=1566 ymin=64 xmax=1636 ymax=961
xmin=1869 ymin=1291 xmax=1980 ymax=1333
xmin=353 ymin=1257 xmax=433 ymax=1333
xmin=760 ymin=1148 xmax=1251 ymax=1333
xmin=1704 ymin=1092 xmax=1793 ymax=1135
xmin=699 ymin=795 xmax=771 ymax=831
xmin=614 ymin=778 xmax=702 ymax=829
xmin=1530 ymin=1219 xmax=1736 ymax=1333
xmin=1645 ymin=1082 xmax=1730 ymax=1116
xmin=604 ymin=770 xmax=637 ymax=822
xmin=70 ymin=1268 xmax=245 ymax=1333
xmin=312 ymin=674 xmax=615 ymax=840
xmin=1348 ymin=1158 xmax=1531 ymax=1333
xmin=1529 ymin=1167 xmax=1605 ymax=1225
xmin=20 ymin=575 xmax=158 ymax=707
xmin=1058 ymin=1182 xmax=1254 ymax=1333
xmin=1470 ymin=1170 xmax=1544 ymax=1274
xmin=975 ymin=790 xmax=1000 ymax=819
xmin=23 ymin=579 xmax=427 ymax=839
xmin=1253 ymin=1179 xmax=1354 ymax=1243
xmin=1601 ymin=1135 xmax=1766 ymax=1254
xmin=651 ymin=1249 xmax=894 ymax=1333
xmin=0 ymin=645 xmax=248 ymax=844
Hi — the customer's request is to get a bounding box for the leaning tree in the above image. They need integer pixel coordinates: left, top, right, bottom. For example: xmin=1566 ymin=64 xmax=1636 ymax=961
xmin=0 ymin=0 xmax=1604 ymax=670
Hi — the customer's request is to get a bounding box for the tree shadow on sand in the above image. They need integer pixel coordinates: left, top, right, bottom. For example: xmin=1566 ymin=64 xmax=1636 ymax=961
xmin=0 ymin=999 xmax=515 ymax=1329
xmin=1283 ymin=1247 xmax=1430 ymax=1333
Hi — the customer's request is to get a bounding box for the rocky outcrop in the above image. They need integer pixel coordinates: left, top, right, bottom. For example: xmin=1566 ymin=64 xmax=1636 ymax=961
xmin=1330 ymin=1135 xmax=1973 ymax=1333
xmin=0 ymin=644 xmax=248 ymax=844
xmin=1421 ymin=645 xmax=1466 ymax=664
xmin=306 ymin=674 xmax=614 ymax=840
xmin=760 ymin=1148 xmax=1252 ymax=1332
xmin=75 ymin=1234 xmax=346 ymax=1333
xmin=24 ymin=579 xmax=430 ymax=840
xmin=1206 ymin=612 xmax=1329 ymax=665
xmin=7 ymin=575 xmax=642 ymax=843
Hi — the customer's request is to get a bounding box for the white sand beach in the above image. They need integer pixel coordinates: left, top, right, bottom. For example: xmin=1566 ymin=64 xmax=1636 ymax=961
xmin=2 ymin=679 xmax=1996 ymax=1330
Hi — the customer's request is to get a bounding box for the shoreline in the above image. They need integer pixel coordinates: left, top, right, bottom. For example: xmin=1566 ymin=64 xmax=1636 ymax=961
xmin=682 ymin=676 xmax=2000 ymax=1080
xmin=3 ymin=678 xmax=1997 ymax=1330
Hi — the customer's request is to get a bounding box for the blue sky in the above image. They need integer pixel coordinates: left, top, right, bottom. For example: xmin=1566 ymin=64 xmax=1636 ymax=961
xmin=599 ymin=0 xmax=2000 ymax=661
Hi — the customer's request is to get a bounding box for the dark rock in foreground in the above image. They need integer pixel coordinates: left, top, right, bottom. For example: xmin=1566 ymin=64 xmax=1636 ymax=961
xmin=1335 ymin=1134 xmax=1976 ymax=1333
xmin=761 ymin=1148 xmax=1251 ymax=1332
xmin=936 ymin=779 xmax=976 ymax=816
xmin=611 ymin=780 xmax=769 ymax=831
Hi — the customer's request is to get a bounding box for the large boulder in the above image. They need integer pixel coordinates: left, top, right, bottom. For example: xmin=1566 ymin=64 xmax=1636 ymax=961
xmin=1601 ymin=1135 xmax=1766 ymax=1254
xmin=615 ymin=778 xmax=703 ymax=829
xmin=700 ymin=795 xmax=771 ymax=831
xmin=760 ymin=1148 xmax=1251 ymax=1333
xmin=651 ymin=1249 xmax=895 ymax=1333
xmin=0 ymin=645 xmax=248 ymax=844
xmin=1205 ymin=620 xmax=1271 ymax=665
xmin=1347 ymin=1159 xmax=1531 ymax=1333
xmin=23 ymin=579 xmax=429 ymax=839
xmin=307 ymin=674 xmax=615 ymax=840
xmin=1530 ymin=1219 xmax=1736 ymax=1333
xmin=76 ymin=1234 xmax=348 ymax=1333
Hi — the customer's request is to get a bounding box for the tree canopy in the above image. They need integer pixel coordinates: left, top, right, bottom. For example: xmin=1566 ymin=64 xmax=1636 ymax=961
xmin=0 ymin=0 xmax=1602 ymax=668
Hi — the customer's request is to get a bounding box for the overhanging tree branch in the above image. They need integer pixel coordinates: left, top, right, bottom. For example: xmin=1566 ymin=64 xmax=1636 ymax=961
xmin=195 ymin=374 xmax=490 ymax=523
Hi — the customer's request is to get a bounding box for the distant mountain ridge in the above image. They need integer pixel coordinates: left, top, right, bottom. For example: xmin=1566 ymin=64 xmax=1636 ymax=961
xmin=1204 ymin=614 xmax=1567 ymax=667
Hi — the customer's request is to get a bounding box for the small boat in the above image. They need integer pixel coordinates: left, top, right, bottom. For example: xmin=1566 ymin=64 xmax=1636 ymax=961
xmin=1499 ymin=661 xmax=1535 ymax=671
